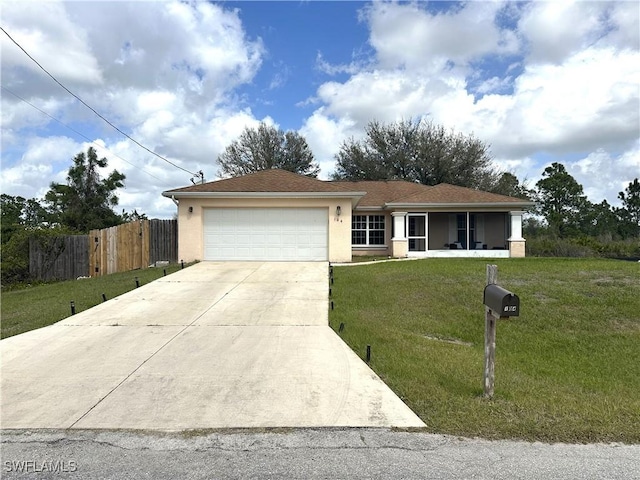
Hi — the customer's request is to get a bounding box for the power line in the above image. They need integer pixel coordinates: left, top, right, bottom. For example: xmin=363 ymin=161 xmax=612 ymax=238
xmin=1 ymin=85 xmax=169 ymax=184
xmin=1 ymin=26 xmax=202 ymax=180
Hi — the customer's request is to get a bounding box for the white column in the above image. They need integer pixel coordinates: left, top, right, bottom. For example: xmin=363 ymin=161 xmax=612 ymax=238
xmin=391 ymin=212 xmax=408 ymax=258
xmin=508 ymin=211 xmax=524 ymax=241
xmin=466 ymin=211 xmax=470 ymax=250
xmin=391 ymin=212 xmax=407 ymax=240
xmin=425 ymin=212 xmax=429 ymax=251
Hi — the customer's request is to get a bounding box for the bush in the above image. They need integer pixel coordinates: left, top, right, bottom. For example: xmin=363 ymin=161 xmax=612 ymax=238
xmin=1 ymin=229 xmax=31 ymax=285
xmin=1 ymin=227 xmax=75 ymax=287
xmin=526 ymin=236 xmax=640 ymax=259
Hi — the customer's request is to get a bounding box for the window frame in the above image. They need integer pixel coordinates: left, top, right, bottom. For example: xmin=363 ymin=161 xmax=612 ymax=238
xmin=352 ymin=214 xmax=386 ymax=246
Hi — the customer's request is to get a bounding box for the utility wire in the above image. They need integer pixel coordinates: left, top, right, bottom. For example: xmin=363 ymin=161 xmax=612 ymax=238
xmin=1 ymin=85 xmax=169 ymax=184
xmin=1 ymin=26 xmax=201 ymax=179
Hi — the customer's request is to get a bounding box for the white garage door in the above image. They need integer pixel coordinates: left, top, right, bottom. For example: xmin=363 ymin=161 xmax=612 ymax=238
xmin=203 ymin=208 xmax=328 ymax=261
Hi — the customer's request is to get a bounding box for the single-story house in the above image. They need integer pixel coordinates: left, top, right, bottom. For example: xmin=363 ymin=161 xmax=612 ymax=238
xmin=162 ymin=169 xmax=534 ymax=263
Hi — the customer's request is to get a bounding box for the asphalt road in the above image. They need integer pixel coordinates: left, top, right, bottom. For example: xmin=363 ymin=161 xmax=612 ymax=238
xmin=2 ymin=429 xmax=638 ymax=480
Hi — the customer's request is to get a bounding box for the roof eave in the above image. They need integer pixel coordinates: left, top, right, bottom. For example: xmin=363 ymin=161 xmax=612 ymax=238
xmin=384 ymin=201 xmax=535 ymax=209
xmin=162 ymin=190 xmax=367 ymax=206
xmin=353 ymin=206 xmax=386 ymax=211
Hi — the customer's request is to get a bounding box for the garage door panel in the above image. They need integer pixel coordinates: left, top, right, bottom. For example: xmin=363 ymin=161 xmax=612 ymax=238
xmin=204 ymin=208 xmax=328 ymax=261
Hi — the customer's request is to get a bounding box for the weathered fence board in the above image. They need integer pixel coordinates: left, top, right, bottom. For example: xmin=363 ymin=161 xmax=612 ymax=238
xmin=149 ymin=219 xmax=178 ymax=264
xmin=89 ymin=219 xmax=177 ymax=277
xmin=29 ymin=235 xmax=89 ymax=281
xmin=27 ymin=220 xmax=177 ymax=280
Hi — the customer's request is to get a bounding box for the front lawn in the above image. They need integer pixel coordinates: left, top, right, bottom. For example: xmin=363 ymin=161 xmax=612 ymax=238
xmin=1 ymin=263 xmax=192 ymax=339
xmin=329 ymin=258 xmax=640 ymax=443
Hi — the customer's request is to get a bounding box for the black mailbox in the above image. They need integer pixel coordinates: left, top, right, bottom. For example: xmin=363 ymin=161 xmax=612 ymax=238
xmin=484 ymin=284 xmax=519 ymax=317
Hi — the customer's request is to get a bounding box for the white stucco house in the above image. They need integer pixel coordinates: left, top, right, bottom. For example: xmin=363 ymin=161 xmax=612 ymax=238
xmin=162 ymin=169 xmax=534 ymax=263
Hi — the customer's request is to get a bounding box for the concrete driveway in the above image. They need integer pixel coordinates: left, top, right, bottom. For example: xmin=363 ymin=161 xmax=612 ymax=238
xmin=1 ymin=262 xmax=425 ymax=430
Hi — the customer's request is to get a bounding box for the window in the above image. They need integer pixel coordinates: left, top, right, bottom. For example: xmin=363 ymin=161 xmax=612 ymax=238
xmin=352 ymin=215 xmax=385 ymax=245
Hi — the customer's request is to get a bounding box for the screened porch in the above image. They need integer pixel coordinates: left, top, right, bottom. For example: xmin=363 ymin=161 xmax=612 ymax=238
xmin=401 ymin=212 xmax=514 ymax=258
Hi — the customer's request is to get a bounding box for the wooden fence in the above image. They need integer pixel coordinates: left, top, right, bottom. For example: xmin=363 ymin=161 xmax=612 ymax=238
xmin=89 ymin=219 xmax=178 ymax=277
xmin=29 ymin=235 xmax=89 ymax=281
xmin=149 ymin=219 xmax=178 ymax=266
xmin=28 ymin=220 xmax=177 ymax=281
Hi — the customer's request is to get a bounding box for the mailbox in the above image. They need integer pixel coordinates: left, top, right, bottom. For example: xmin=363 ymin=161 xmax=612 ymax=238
xmin=483 ymin=284 xmax=519 ymax=317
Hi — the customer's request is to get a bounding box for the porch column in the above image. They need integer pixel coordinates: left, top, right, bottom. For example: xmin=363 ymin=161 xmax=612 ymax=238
xmin=391 ymin=212 xmax=408 ymax=258
xmin=508 ymin=211 xmax=526 ymax=258
xmin=466 ymin=212 xmax=470 ymax=250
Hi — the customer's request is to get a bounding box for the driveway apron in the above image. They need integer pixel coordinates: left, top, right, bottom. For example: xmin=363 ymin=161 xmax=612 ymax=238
xmin=1 ymin=262 xmax=425 ymax=429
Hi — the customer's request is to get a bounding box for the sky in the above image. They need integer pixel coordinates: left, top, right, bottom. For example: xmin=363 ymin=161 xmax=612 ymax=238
xmin=1 ymin=0 xmax=639 ymax=219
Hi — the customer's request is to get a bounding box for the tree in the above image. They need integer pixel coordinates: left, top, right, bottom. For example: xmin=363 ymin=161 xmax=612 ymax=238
xmin=217 ymin=123 xmax=320 ymax=177
xmin=580 ymin=200 xmax=619 ymax=239
xmin=535 ymin=163 xmax=588 ymax=237
xmin=331 ymin=119 xmax=501 ymax=190
xmin=617 ymin=178 xmax=640 ymax=238
xmin=44 ymin=147 xmax=126 ymax=232
xmin=1 ymin=194 xmax=26 ymax=243
xmin=121 ymin=209 xmax=148 ymax=222
xmin=1 ymin=194 xmax=48 ymax=243
xmin=490 ymin=172 xmax=533 ymax=200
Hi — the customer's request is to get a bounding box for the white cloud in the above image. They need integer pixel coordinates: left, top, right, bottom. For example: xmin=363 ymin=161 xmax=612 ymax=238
xmin=605 ymin=1 xmax=640 ymax=50
xmin=2 ymin=1 xmax=265 ymax=129
xmin=315 ymin=52 xmax=369 ymax=76
xmin=1 ymin=1 xmax=103 ymax=85
xmin=518 ymin=1 xmax=607 ymax=64
xmin=475 ymin=76 xmax=513 ymax=95
xmin=1 ymin=0 xmax=638 ymax=218
xmin=0 ymin=136 xmax=83 ymax=198
xmin=304 ymin=1 xmax=638 ymax=207
xmin=490 ymin=46 xmax=640 ymax=157
xmin=1 ymin=0 xmax=268 ymax=218
xmin=363 ymin=1 xmax=518 ymax=69
xmin=316 ymin=71 xmax=434 ymax=126
xmin=300 ymin=110 xmax=358 ymax=178
xmin=569 ymin=143 xmax=640 ymax=207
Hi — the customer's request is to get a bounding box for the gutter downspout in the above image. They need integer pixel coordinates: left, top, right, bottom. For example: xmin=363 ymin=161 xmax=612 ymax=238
xmin=170 ymin=195 xmax=179 ymax=207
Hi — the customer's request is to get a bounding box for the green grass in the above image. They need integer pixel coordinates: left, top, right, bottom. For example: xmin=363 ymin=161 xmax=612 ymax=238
xmin=1 ymin=263 xmax=193 ymax=339
xmin=329 ymin=258 xmax=640 ymax=443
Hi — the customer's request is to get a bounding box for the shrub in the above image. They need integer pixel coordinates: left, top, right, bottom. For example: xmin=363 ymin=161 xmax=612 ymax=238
xmin=526 ymin=235 xmax=640 ymax=259
xmin=1 ymin=227 xmax=75 ymax=286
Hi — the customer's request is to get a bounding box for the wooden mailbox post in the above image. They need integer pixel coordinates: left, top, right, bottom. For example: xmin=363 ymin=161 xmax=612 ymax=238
xmin=483 ymin=264 xmax=520 ymax=399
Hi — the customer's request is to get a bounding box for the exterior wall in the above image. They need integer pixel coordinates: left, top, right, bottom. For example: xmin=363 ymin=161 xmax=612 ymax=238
xmin=351 ymin=211 xmax=392 ymax=257
xmin=176 ymin=197 xmax=353 ymax=263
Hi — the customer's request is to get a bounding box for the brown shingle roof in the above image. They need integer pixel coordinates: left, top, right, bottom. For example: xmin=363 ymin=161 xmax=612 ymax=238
xmin=163 ymin=169 xmax=531 ymax=206
xmin=164 ymin=169 xmax=347 ymax=193
xmin=330 ymin=180 xmax=430 ymax=207
xmin=388 ymin=183 xmax=529 ymax=205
